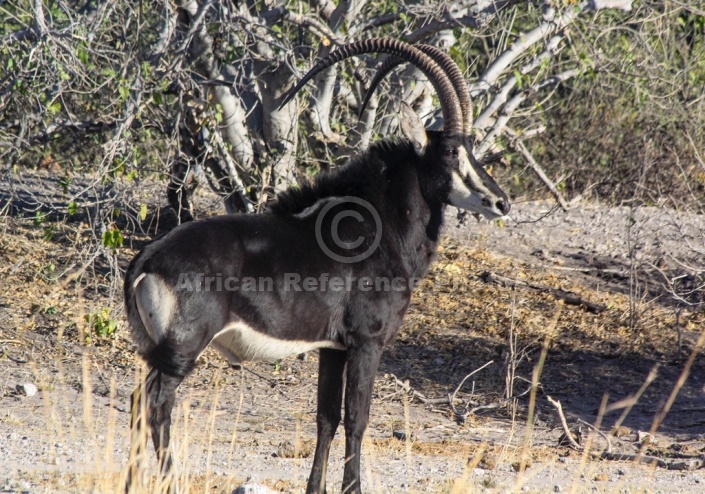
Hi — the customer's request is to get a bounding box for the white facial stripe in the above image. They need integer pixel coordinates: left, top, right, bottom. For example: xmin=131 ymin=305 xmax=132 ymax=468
xmin=449 ymin=172 xmax=505 ymax=220
xmin=457 ymin=149 xmax=494 ymax=198
xmin=457 ymin=147 xmax=473 ymax=177
xmin=450 ymin=172 xmax=475 ymax=201
xmin=210 ymin=322 xmax=345 ymax=363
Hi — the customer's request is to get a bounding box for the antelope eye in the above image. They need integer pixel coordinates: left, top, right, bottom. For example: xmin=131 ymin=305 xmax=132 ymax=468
xmin=444 ymin=147 xmax=458 ymax=157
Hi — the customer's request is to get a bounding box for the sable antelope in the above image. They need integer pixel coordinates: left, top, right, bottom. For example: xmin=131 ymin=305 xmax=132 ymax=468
xmin=124 ymin=38 xmax=509 ymax=494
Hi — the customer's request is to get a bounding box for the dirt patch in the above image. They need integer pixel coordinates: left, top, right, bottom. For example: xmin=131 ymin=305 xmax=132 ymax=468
xmin=1 ymin=173 xmax=704 ymax=493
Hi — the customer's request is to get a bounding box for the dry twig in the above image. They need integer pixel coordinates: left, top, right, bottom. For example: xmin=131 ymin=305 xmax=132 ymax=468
xmin=449 ymin=360 xmax=494 ymax=404
xmin=470 ymin=383 xmax=533 ymax=414
xmin=578 ymin=418 xmax=612 ymax=453
xmin=547 ymin=395 xmax=582 ymax=450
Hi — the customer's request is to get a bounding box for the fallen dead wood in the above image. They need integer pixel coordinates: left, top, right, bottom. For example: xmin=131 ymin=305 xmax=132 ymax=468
xmin=470 ymin=383 xmax=533 ymax=414
xmin=387 ymin=365 xmax=533 ymax=423
xmin=387 ymin=374 xmax=444 ymax=405
xmin=548 ymin=396 xmax=582 ymax=450
xmin=449 ymin=360 xmax=494 ymax=404
xmin=479 ymin=271 xmax=607 ymax=313
xmin=388 ymin=361 xmax=494 ymax=408
xmin=548 ymin=396 xmax=705 ymax=471
xmin=578 ymin=418 xmax=612 ymax=453
xmin=592 ymin=451 xmax=705 ymax=471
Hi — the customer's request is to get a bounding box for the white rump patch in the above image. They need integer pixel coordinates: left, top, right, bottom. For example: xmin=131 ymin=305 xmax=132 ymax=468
xmin=210 ymin=322 xmax=345 ymax=364
xmin=134 ymin=273 xmax=177 ymax=343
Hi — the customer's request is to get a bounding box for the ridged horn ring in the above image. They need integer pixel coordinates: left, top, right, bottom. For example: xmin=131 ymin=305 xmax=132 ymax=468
xmin=280 ymin=38 xmax=464 ymax=136
xmin=359 ymin=45 xmax=473 ymax=133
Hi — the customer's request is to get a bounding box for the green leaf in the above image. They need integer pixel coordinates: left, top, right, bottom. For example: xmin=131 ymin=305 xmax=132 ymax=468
xmin=139 ymin=204 xmax=148 ymax=221
xmin=77 ymin=47 xmax=89 ymax=65
xmin=86 ymin=308 xmax=118 ymax=339
xmin=513 ymin=70 xmax=523 ymax=88
xmin=68 ymin=200 xmax=78 ymax=215
xmin=33 ymin=211 xmax=46 ymax=226
xmin=102 ymin=228 xmax=124 ymax=251
xmin=214 ymin=104 xmax=224 ymax=123
xmin=58 ymin=175 xmax=71 ymax=193
xmin=118 ymin=81 xmax=130 ymax=101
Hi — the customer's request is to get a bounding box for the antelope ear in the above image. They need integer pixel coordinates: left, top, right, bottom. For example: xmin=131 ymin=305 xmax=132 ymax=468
xmin=399 ymin=102 xmax=428 ymax=154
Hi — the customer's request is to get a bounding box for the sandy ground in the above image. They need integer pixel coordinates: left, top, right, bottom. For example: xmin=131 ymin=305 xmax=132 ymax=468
xmin=1 ymin=172 xmax=704 ymax=493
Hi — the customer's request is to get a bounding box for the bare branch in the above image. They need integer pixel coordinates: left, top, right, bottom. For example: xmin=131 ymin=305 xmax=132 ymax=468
xmin=263 ymin=7 xmax=342 ymax=46
xmin=349 ymin=13 xmax=400 ymax=36
xmin=211 ymin=126 xmax=255 ymax=213
xmin=404 ymin=0 xmax=520 ymax=44
xmin=307 ymin=0 xmax=336 ymax=22
xmin=506 ymin=128 xmax=569 ymax=210
xmin=287 ymin=11 xmax=341 ymax=45
xmin=149 ymin=0 xmax=177 ymax=60
xmin=32 ymin=0 xmax=48 ymax=37
xmin=474 ymin=35 xmax=564 ymax=130
xmin=547 ymin=395 xmax=582 ymax=450
xmin=589 ymin=0 xmax=633 ymax=10
xmin=350 ymin=74 xmax=378 ymax=150
xmin=174 ymin=0 xmax=215 ymax=57
xmin=305 ymin=0 xmax=368 ymax=140
xmin=1 ymin=28 xmax=34 ymax=44
xmin=329 ymin=0 xmax=368 ymax=32
xmin=470 ymin=1 xmax=633 ymax=97
xmin=449 ymin=360 xmax=494 ymax=405
xmin=667 ymin=0 xmax=705 ymax=16
xmin=577 ymin=418 xmax=612 ymax=453
xmin=476 ymin=68 xmax=580 ymax=158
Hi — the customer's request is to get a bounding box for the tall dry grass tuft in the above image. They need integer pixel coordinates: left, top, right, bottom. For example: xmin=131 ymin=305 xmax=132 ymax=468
xmin=513 ymin=305 xmax=562 ymax=491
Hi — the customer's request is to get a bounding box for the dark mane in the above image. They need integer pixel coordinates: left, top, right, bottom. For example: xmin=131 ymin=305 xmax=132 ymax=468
xmin=124 ymin=37 xmax=512 ymax=494
xmin=270 ymin=138 xmax=417 ymax=216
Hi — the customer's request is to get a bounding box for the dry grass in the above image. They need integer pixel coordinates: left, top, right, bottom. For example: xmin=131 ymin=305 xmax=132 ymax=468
xmin=1 ymin=216 xmax=704 ymax=493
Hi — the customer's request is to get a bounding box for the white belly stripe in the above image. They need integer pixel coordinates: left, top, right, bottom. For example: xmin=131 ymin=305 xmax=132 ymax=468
xmin=210 ymin=322 xmax=345 ymax=364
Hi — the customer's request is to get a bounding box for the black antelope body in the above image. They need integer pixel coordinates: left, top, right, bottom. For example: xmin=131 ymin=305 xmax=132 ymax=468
xmin=124 ymin=38 xmax=510 ymax=494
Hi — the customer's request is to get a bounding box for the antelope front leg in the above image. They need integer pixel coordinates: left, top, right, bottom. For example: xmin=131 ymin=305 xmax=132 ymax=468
xmin=342 ymin=342 xmax=384 ymax=494
xmin=306 ymin=349 xmax=346 ymax=494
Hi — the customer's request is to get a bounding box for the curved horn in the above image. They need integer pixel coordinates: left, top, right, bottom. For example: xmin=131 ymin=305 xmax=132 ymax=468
xmin=358 ymin=55 xmax=402 ymax=119
xmin=359 ymin=45 xmax=473 ymax=133
xmin=279 ymin=38 xmax=463 ymax=136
